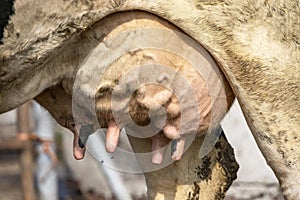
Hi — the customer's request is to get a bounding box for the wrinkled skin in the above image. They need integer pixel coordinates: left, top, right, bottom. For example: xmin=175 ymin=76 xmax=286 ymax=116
xmin=35 ymin=12 xmax=234 ymax=164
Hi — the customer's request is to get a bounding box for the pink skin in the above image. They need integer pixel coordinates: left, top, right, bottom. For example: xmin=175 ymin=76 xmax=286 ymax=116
xmin=39 ymin=91 xmax=198 ymax=163
xmin=35 ymin=83 xmax=199 ymax=163
xmin=105 ymin=121 xmax=121 ymax=153
xmin=72 ymin=127 xmax=86 ymax=160
xmin=171 ymin=138 xmax=186 ymax=161
xmin=151 ymin=133 xmax=171 ymax=164
xmin=163 ymin=124 xmax=180 ymax=140
xmin=99 ymin=85 xmax=190 ymax=164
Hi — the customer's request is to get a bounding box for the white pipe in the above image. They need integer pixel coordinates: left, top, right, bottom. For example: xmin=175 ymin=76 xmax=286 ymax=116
xmin=87 ymin=130 xmax=132 ymax=200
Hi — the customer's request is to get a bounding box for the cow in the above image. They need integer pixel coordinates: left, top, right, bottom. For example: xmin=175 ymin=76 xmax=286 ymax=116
xmin=0 ymin=0 xmax=299 ymax=199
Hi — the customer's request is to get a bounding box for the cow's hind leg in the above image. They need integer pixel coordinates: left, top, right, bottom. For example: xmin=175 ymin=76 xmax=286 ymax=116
xmin=239 ymin=100 xmax=300 ymax=199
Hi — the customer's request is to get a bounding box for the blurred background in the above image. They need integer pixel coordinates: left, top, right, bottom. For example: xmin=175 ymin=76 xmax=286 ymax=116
xmin=0 ymin=100 xmax=283 ymax=200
